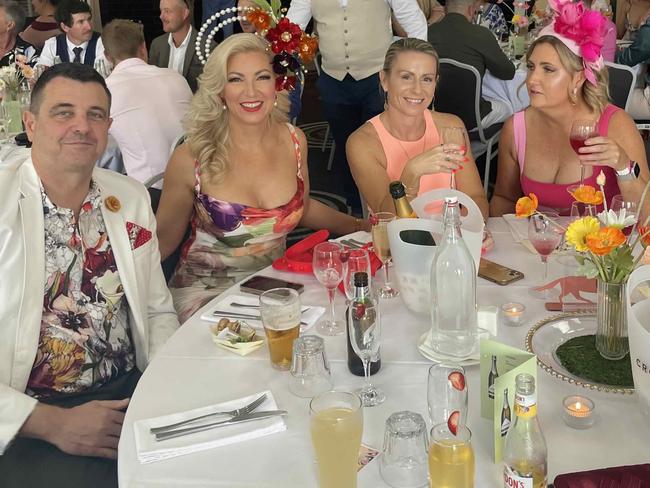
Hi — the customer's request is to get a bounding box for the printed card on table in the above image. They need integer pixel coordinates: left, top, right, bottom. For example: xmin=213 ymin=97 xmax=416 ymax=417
xmin=480 ymin=339 xmax=536 ymax=462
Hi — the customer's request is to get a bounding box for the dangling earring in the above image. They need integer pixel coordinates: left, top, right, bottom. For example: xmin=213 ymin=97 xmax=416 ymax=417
xmin=273 ymin=98 xmax=278 ymax=107
xmin=569 ymin=87 xmax=577 ymax=106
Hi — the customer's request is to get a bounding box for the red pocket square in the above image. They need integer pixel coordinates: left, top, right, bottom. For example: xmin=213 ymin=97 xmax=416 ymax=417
xmin=126 ymin=221 xmax=152 ymax=250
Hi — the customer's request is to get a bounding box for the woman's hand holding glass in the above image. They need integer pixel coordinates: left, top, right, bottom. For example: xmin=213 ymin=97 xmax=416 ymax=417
xmin=401 ymin=143 xmax=465 ymax=187
xmin=577 ymin=135 xmax=631 ymax=174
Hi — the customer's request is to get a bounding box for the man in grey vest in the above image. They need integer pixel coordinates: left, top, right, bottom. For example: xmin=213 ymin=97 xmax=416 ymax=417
xmin=288 ymin=0 xmax=426 ymax=211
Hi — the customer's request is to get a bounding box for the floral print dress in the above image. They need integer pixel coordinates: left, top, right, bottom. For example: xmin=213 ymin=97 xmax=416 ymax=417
xmin=169 ymin=124 xmax=305 ymax=323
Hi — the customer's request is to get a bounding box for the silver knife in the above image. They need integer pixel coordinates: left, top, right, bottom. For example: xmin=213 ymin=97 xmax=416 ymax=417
xmin=211 ymin=311 xmax=307 ymax=326
xmin=154 ymin=410 xmax=288 ymax=442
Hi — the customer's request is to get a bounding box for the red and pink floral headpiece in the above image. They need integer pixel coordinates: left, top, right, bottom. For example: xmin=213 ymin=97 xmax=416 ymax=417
xmin=539 ymin=0 xmax=609 ymax=85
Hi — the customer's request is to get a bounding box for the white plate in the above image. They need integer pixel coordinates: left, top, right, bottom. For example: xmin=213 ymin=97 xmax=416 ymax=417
xmin=417 ymin=332 xmax=481 ymax=366
xmin=525 ymin=312 xmax=634 ymax=394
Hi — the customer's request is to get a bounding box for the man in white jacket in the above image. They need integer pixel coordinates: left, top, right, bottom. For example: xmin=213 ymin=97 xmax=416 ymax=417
xmin=0 ymin=63 xmax=179 ymax=487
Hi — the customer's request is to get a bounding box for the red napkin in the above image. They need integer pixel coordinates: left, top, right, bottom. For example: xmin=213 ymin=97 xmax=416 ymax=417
xmin=554 ymin=464 xmax=650 ymax=488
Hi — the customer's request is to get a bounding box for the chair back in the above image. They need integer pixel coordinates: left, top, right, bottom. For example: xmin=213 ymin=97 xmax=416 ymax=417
xmin=435 ymin=58 xmax=484 ymax=139
xmin=605 ymin=61 xmax=636 ymax=112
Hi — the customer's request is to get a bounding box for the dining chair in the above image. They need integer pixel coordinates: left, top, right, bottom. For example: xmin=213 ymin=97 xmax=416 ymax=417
xmin=605 ymin=61 xmax=636 ymax=113
xmin=434 ymin=58 xmax=503 ymax=195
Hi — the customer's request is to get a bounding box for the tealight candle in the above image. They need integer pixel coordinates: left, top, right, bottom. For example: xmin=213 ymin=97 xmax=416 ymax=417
xmin=563 ymin=395 xmax=595 ymax=429
xmin=500 ymin=302 xmax=525 ymax=327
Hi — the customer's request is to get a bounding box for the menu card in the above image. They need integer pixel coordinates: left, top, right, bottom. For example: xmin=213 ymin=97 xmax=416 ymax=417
xmin=480 ymin=339 xmax=537 ymax=462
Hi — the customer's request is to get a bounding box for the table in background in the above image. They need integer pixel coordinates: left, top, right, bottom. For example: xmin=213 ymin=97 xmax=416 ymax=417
xmin=118 ymin=218 xmax=650 ymax=487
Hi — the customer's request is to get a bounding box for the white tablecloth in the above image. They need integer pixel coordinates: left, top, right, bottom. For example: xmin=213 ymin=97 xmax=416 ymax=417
xmin=483 ymin=68 xmax=530 ymax=119
xmin=118 ymin=218 xmax=650 ymax=487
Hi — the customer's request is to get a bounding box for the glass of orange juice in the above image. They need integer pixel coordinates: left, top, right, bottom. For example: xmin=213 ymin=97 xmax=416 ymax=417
xmin=428 ymin=423 xmax=474 ymax=488
xmin=310 ymin=391 xmax=363 ymax=488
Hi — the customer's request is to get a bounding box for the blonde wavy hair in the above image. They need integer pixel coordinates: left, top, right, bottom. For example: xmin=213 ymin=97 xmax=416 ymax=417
xmin=185 ymin=33 xmax=288 ymax=182
xmin=527 ymin=36 xmax=610 ymax=115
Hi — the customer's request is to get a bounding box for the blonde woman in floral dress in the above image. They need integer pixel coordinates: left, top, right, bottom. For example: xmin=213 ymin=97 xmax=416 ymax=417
xmin=156 ymin=34 xmax=364 ymax=323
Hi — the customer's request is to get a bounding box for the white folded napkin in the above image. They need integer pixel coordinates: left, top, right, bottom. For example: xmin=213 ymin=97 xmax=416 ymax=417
xmin=134 ymin=390 xmax=285 ymax=464
xmin=502 ymin=214 xmax=538 ymax=254
xmin=200 ymin=294 xmax=324 ymax=333
xmin=418 ymin=306 xmax=498 ymax=363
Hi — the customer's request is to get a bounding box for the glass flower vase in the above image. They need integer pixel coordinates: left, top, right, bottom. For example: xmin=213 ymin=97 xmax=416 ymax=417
xmin=595 ymin=279 xmax=629 ymax=360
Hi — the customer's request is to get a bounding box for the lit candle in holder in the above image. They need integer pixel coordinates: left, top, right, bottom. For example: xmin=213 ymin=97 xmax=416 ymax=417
xmin=500 ymin=302 xmax=525 ymax=326
xmin=563 ymin=395 xmax=595 ymax=429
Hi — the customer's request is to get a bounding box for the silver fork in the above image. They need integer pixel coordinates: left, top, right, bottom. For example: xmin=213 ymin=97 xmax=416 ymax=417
xmin=149 ymin=393 xmax=267 ymax=435
xmin=230 ymin=302 xmax=311 ymax=311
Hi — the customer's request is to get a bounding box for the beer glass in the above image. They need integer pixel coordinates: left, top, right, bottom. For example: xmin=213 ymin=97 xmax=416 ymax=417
xmin=259 ymin=288 xmax=301 ymax=370
xmin=428 ymin=424 xmax=474 ymax=488
xmin=310 ymin=391 xmax=363 ymax=488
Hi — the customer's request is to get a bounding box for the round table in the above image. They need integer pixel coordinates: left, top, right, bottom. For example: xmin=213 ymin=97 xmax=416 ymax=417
xmin=118 ymin=218 xmax=650 ymax=487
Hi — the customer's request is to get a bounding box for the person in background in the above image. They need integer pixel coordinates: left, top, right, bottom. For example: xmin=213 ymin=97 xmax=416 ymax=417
xmin=347 ymin=38 xmax=489 ymax=219
xmin=102 ymin=19 xmax=192 ymax=205
xmin=615 ymin=0 xmax=650 ymax=39
xmin=616 ymin=8 xmax=650 ymax=118
xmin=149 ymin=0 xmax=203 ymax=92
xmin=156 ymin=33 xmax=367 ymax=323
xmin=0 ymin=1 xmax=37 ymax=67
xmin=36 ymin=0 xmax=104 ymax=67
xmin=393 ymin=0 xmax=446 ymax=36
xmin=428 ymin=0 xmax=516 ymax=127
xmin=480 ymin=0 xmax=509 ymax=38
xmin=19 ymin=0 xmax=60 ymax=50
xmin=490 ymin=5 xmax=649 ymax=216
xmin=0 ymin=63 xmax=178 ymax=488
xmin=287 ymin=0 xmax=427 ymax=213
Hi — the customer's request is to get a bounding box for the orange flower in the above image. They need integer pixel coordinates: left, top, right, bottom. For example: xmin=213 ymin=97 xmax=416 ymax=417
xmin=247 ymin=8 xmax=272 ymax=32
xmin=515 ymin=193 xmax=538 ymax=218
xmin=639 ymin=226 xmax=650 ymax=247
xmin=298 ymin=33 xmax=318 ymax=63
xmin=570 ymin=185 xmax=604 ymax=205
xmin=585 ymin=227 xmax=626 ymax=256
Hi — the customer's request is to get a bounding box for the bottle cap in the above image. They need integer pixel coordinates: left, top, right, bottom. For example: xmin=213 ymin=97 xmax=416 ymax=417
xmin=353 ymin=272 xmax=369 ymax=287
xmin=444 ymin=196 xmax=458 ymax=204
xmin=389 ymin=181 xmax=407 ymax=199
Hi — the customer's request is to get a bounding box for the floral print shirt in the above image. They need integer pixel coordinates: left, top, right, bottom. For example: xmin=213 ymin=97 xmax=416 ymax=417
xmin=27 ymin=181 xmax=135 ymax=397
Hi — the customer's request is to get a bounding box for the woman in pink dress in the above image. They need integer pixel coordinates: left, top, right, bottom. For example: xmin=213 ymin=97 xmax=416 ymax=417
xmin=490 ymin=0 xmax=649 ymax=217
xmin=346 ymin=38 xmax=488 ymax=219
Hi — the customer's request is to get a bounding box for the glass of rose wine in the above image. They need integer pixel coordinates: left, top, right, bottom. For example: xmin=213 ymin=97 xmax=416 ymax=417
xmin=313 ymin=241 xmax=345 ymax=336
xmin=529 ymin=212 xmax=562 ymax=299
xmin=371 ymin=212 xmax=399 ymax=299
xmin=569 ymin=119 xmax=598 ymax=186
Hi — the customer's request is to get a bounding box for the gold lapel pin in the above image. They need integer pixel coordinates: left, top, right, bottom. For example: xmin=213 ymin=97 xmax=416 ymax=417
xmin=105 ymin=195 xmax=121 ymax=212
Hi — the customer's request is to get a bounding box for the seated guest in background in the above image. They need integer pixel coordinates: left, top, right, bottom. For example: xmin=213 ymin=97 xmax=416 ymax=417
xmin=0 ymin=1 xmax=37 ymax=67
xmin=616 ymin=10 xmax=650 ymax=118
xmin=150 ymin=0 xmax=203 ymax=92
xmin=19 ymin=0 xmax=61 ymax=51
xmin=103 ymin=19 xmax=192 ymax=203
xmin=490 ymin=7 xmax=649 ymax=217
xmin=37 ymin=0 xmax=104 ymax=67
xmin=347 ymin=38 xmax=489 ymax=219
xmin=0 ymin=63 xmax=178 ymax=487
xmin=393 ymin=0 xmax=446 ymax=36
xmin=616 ymin=0 xmax=650 ymax=39
xmin=156 ymin=33 xmax=366 ymax=323
xmin=428 ymin=0 xmax=515 ymax=127
xmin=480 ymin=0 xmax=509 ymax=38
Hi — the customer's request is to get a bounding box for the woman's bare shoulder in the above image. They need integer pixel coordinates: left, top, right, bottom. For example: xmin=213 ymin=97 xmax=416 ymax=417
xmin=348 ymin=120 xmax=380 ymax=148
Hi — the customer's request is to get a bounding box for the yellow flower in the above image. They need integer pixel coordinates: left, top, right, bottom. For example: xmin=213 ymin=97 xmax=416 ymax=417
xmin=566 ymin=216 xmax=600 ymax=252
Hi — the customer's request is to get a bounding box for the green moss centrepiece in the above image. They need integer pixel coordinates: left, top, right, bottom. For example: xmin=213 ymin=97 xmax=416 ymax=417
xmin=556 ymin=335 xmax=633 ymax=388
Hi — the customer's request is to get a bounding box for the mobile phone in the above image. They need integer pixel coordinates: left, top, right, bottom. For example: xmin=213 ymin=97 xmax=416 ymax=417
xmin=478 ymin=258 xmax=524 ymax=286
xmin=239 ymin=275 xmax=305 ymax=295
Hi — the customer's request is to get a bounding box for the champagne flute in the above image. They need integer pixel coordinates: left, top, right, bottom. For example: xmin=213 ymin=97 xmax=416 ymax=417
xmin=343 ymin=248 xmax=371 ymax=301
xmin=441 ymin=126 xmax=467 ymax=190
xmin=348 ymin=282 xmax=385 ymax=407
xmin=528 ymin=212 xmax=562 ymax=298
xmin=371 ymin=212 xmax=399 ymax=299
xmin=569 ymin=120 xmax=597 ymax=186
xmin=0 ymin=104 xmax=11 ymax=145
xmin=313 ymin=241 xmax=345 ymax=336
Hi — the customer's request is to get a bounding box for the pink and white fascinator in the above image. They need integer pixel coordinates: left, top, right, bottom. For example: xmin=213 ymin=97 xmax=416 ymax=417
xmin=539 ymin=0 xmax=609 ymax=85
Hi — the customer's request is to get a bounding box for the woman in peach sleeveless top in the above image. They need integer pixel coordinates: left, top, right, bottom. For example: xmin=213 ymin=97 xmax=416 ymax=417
xmin=346 ymin=38 xmax=488 ymax=219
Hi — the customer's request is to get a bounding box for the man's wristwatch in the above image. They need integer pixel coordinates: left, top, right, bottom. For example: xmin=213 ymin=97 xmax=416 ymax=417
xmin=616 ymin=160 xmax=639 ymax=181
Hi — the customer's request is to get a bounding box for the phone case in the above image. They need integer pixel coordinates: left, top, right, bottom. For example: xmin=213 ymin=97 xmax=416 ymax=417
xmin=478 ymin=259 xmax=524 ymax=286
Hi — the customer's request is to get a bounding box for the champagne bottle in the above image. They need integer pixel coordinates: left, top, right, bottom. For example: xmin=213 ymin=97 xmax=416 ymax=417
xmin=488 ymin=355 xmax=498 ymax=399
xmin=346 ymin=273 xmax=381 ymax=377
xmin=503 ymin=373 xmax=548 ymax=488
xmin=500 ymin=388 xmax=511 ymax=437
xmin=389 ymin=181 xmax=417 ymax=218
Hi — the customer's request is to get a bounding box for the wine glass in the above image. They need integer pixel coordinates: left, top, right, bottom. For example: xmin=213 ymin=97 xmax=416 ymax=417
xmin=611 ymin=194 xmax=638 ymax=236
xmin=312 ymin=241 xmax=345 ymax=336
xmin=427 ymin=364 xmax=468 ymax=430
xmin=569 ymin=119 xmax=598 ymax=186
xmin=371 ymin=212 xmax=399 ymax=299
xmin=343 ymin=248 xmax=371 ymax=301
xmin=0 ymin=104 xmax=12 ymax=145
xmin=528 ymin=212 xmax=562 ymax=298
xmin=348 ymin=285 xmax=385 ymax=407
xmin=441 ymin=126 xmax=467 ymax=190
